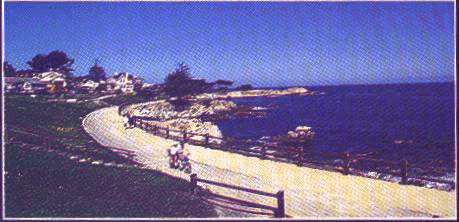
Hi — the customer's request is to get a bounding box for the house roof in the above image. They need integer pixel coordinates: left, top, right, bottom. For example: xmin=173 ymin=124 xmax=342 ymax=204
xmin=111 ymin=72 xmax=144 ymax=81
xmin=35 ymin=71 xmax=65 ymax=81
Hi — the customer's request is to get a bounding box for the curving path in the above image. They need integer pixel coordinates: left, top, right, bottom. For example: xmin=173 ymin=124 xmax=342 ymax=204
xmin=83 ymin=106 xmax=456 ymax=218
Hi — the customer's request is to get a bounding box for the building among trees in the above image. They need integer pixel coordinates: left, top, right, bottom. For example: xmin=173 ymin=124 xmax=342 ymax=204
xmin=4 ymin=77 xmax=47 ymax=94
xmin=107 ymin=72 xmax=144 ymax=94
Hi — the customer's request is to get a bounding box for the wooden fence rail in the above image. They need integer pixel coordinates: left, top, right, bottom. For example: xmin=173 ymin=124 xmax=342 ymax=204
xmin=204 ymin=192 xmax=277 ymax=212
xmin=190 ymin=173 xmax=285 ymax=218
xmin=128 ymin=116 xmax=455 ymax=189
xmin=7 ymin=128 xmax=54 ymax=151
xmin=108 ymin=147 xmax=136 ymax=161
xmin=6 ymin=127 xmax=139 ymax=165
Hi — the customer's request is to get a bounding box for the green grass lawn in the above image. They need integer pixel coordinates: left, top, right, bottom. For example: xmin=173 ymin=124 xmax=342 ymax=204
xmin=4 ymin=95 xmax=133 ymax=163
xmin=101 ymin=94 xmax=152 ymax=106
xmin=4 ymin=95 xmax=217 ymax=218
xmin=5 ymin=144 xmax=217 ymax=218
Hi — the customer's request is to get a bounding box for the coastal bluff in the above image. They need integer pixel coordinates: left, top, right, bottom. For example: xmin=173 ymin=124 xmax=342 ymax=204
xmin=120 ymin=99 xmax=234 ymax=141
xmin=83 ymin=106 xmax=456 ymax=218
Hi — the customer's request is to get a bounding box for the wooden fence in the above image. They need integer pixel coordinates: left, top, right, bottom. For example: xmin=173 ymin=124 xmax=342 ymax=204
xmin=118 ymin=102 xmax=132 ymax=115
xmin=108 ymin=147 xmax=136 ymax=161
xmin=6 ymin=127 xmax=138 ymax=165
xmin=129 ymin=116 xmax=455 ymax=189
xmin=7 ymin=128 xmax=56 ymax=151
xmin=190 ymin=173 xmax=285 ymax=218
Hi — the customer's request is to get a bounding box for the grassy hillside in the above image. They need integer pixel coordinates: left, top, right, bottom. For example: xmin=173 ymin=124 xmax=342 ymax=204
xmin=5 ymin=144 xmax=217 ymax=218
xmin=4 ymin=95 xmax=130 ymax=163
xmin=101 ymin=94 xmax=152 ymax=106
xmin=4 ymin=95 xmax=217 ymax=218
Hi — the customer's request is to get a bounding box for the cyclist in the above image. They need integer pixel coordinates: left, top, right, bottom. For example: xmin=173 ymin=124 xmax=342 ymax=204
xmin=169 ymin=143 xmax=181 ymax=168
xmin=177 ymin=141 xmax=190 ymax=162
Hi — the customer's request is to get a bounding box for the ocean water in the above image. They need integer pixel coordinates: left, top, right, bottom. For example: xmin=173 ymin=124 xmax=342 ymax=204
xmin=215 ymin=82 xmax=456 ymax=170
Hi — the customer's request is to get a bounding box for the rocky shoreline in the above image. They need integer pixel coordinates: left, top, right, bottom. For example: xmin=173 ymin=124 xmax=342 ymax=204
xmin=121 ymin=87 xmax=321 ymax=140
xmin=122 ymin=96 xmax=317 ymax=147
xmin=196 ymin=87 xmax=325 ymax=99
xmin=122 ymin=100 xmax=239 ymax=140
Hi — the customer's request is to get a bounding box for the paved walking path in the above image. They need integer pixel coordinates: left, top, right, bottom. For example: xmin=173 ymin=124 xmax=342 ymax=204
xmin=83 ymin=106 xmax=456 ymax=218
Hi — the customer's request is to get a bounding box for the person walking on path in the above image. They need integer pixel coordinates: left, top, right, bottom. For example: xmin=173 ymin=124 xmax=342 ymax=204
xmin=123 ymin=115 xmax=130 ymax=129
xmin=128 ymin=114 xmax=134 ymax=128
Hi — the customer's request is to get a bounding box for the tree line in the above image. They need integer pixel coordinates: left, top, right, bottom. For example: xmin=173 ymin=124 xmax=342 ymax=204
xmin=4 ymin=50 xmax=252 ymax=98
xmin=3 ymin=50 xmax=106 ymax=81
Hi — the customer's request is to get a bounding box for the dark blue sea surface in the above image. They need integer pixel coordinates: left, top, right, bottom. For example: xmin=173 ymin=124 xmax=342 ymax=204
xmin=216 ymin=82 xmax=456 ymax=169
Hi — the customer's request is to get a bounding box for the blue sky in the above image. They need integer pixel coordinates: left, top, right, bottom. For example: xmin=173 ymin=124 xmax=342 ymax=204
xmin=4 ymin=1 xmax=455 ymax=87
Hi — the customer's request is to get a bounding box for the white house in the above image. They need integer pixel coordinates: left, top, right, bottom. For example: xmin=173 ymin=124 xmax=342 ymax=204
xmin=4 ymin=77 xmax=47 ymax=94
xmin=33 ymin=71 xmax=67 ymax=88
xmin=107 ymin=72 xmax=144 ymax=93
xmin=79 ymin=79 xmax=100 ymax=91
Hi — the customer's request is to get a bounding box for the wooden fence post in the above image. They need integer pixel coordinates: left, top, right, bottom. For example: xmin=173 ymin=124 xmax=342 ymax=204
xmin=42 ymin=137 xmax=50 ymax=151
xmin=126 ymin=150 xmax=135 ymax=163
xmin=205 ymin=133 xmax=209 ymax=145
xmin=342 ymin=152 xmax=350 ymax=175
xmin=261 ymin=145 xmax=267 ymax=159
xmin=400 ymin=159 xmax=408 ymax=185
xmin=275 ymin=190 xmax=285 ymax=218
xmin=42 ymin=137 xmax=47 ymax=150
xmin=190 ymin=173 xmax=198 ymax=194
xmin=296 ymin=151 xmax=304 ymax=167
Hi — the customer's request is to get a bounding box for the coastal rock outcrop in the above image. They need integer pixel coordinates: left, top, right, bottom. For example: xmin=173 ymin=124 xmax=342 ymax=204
xmin=195 ymin=87 xmax=323 ymax=99
xmin=123 ymin=100 xmax=237 ymax=140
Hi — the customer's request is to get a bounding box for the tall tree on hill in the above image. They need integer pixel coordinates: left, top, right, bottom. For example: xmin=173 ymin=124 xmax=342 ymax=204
xmin=164 ymin=63 xmax=213 ymax=100
xmin=27 ymin=50 xmax=74 ymax=78
xmin=88 ymin=60 xmax=107 ymax=81
xmin=235 ymin=84 xmax=253 ymax=91
xmin=214 ymin=79 xmax=234 ymax=92
xmin=164 ymin=63 xmax=194 ymax=99
xmin=46 ymin=51 xmax=74 ymax=76
xmin=27 ymin=54 xmax=48 ymax=72
xmin=3 ymin=62 xmax=16 ymax=77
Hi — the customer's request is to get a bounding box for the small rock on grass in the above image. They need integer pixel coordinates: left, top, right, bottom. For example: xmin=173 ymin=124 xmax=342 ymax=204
xmin=91 ymin=160 xmax=103 ymax=165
